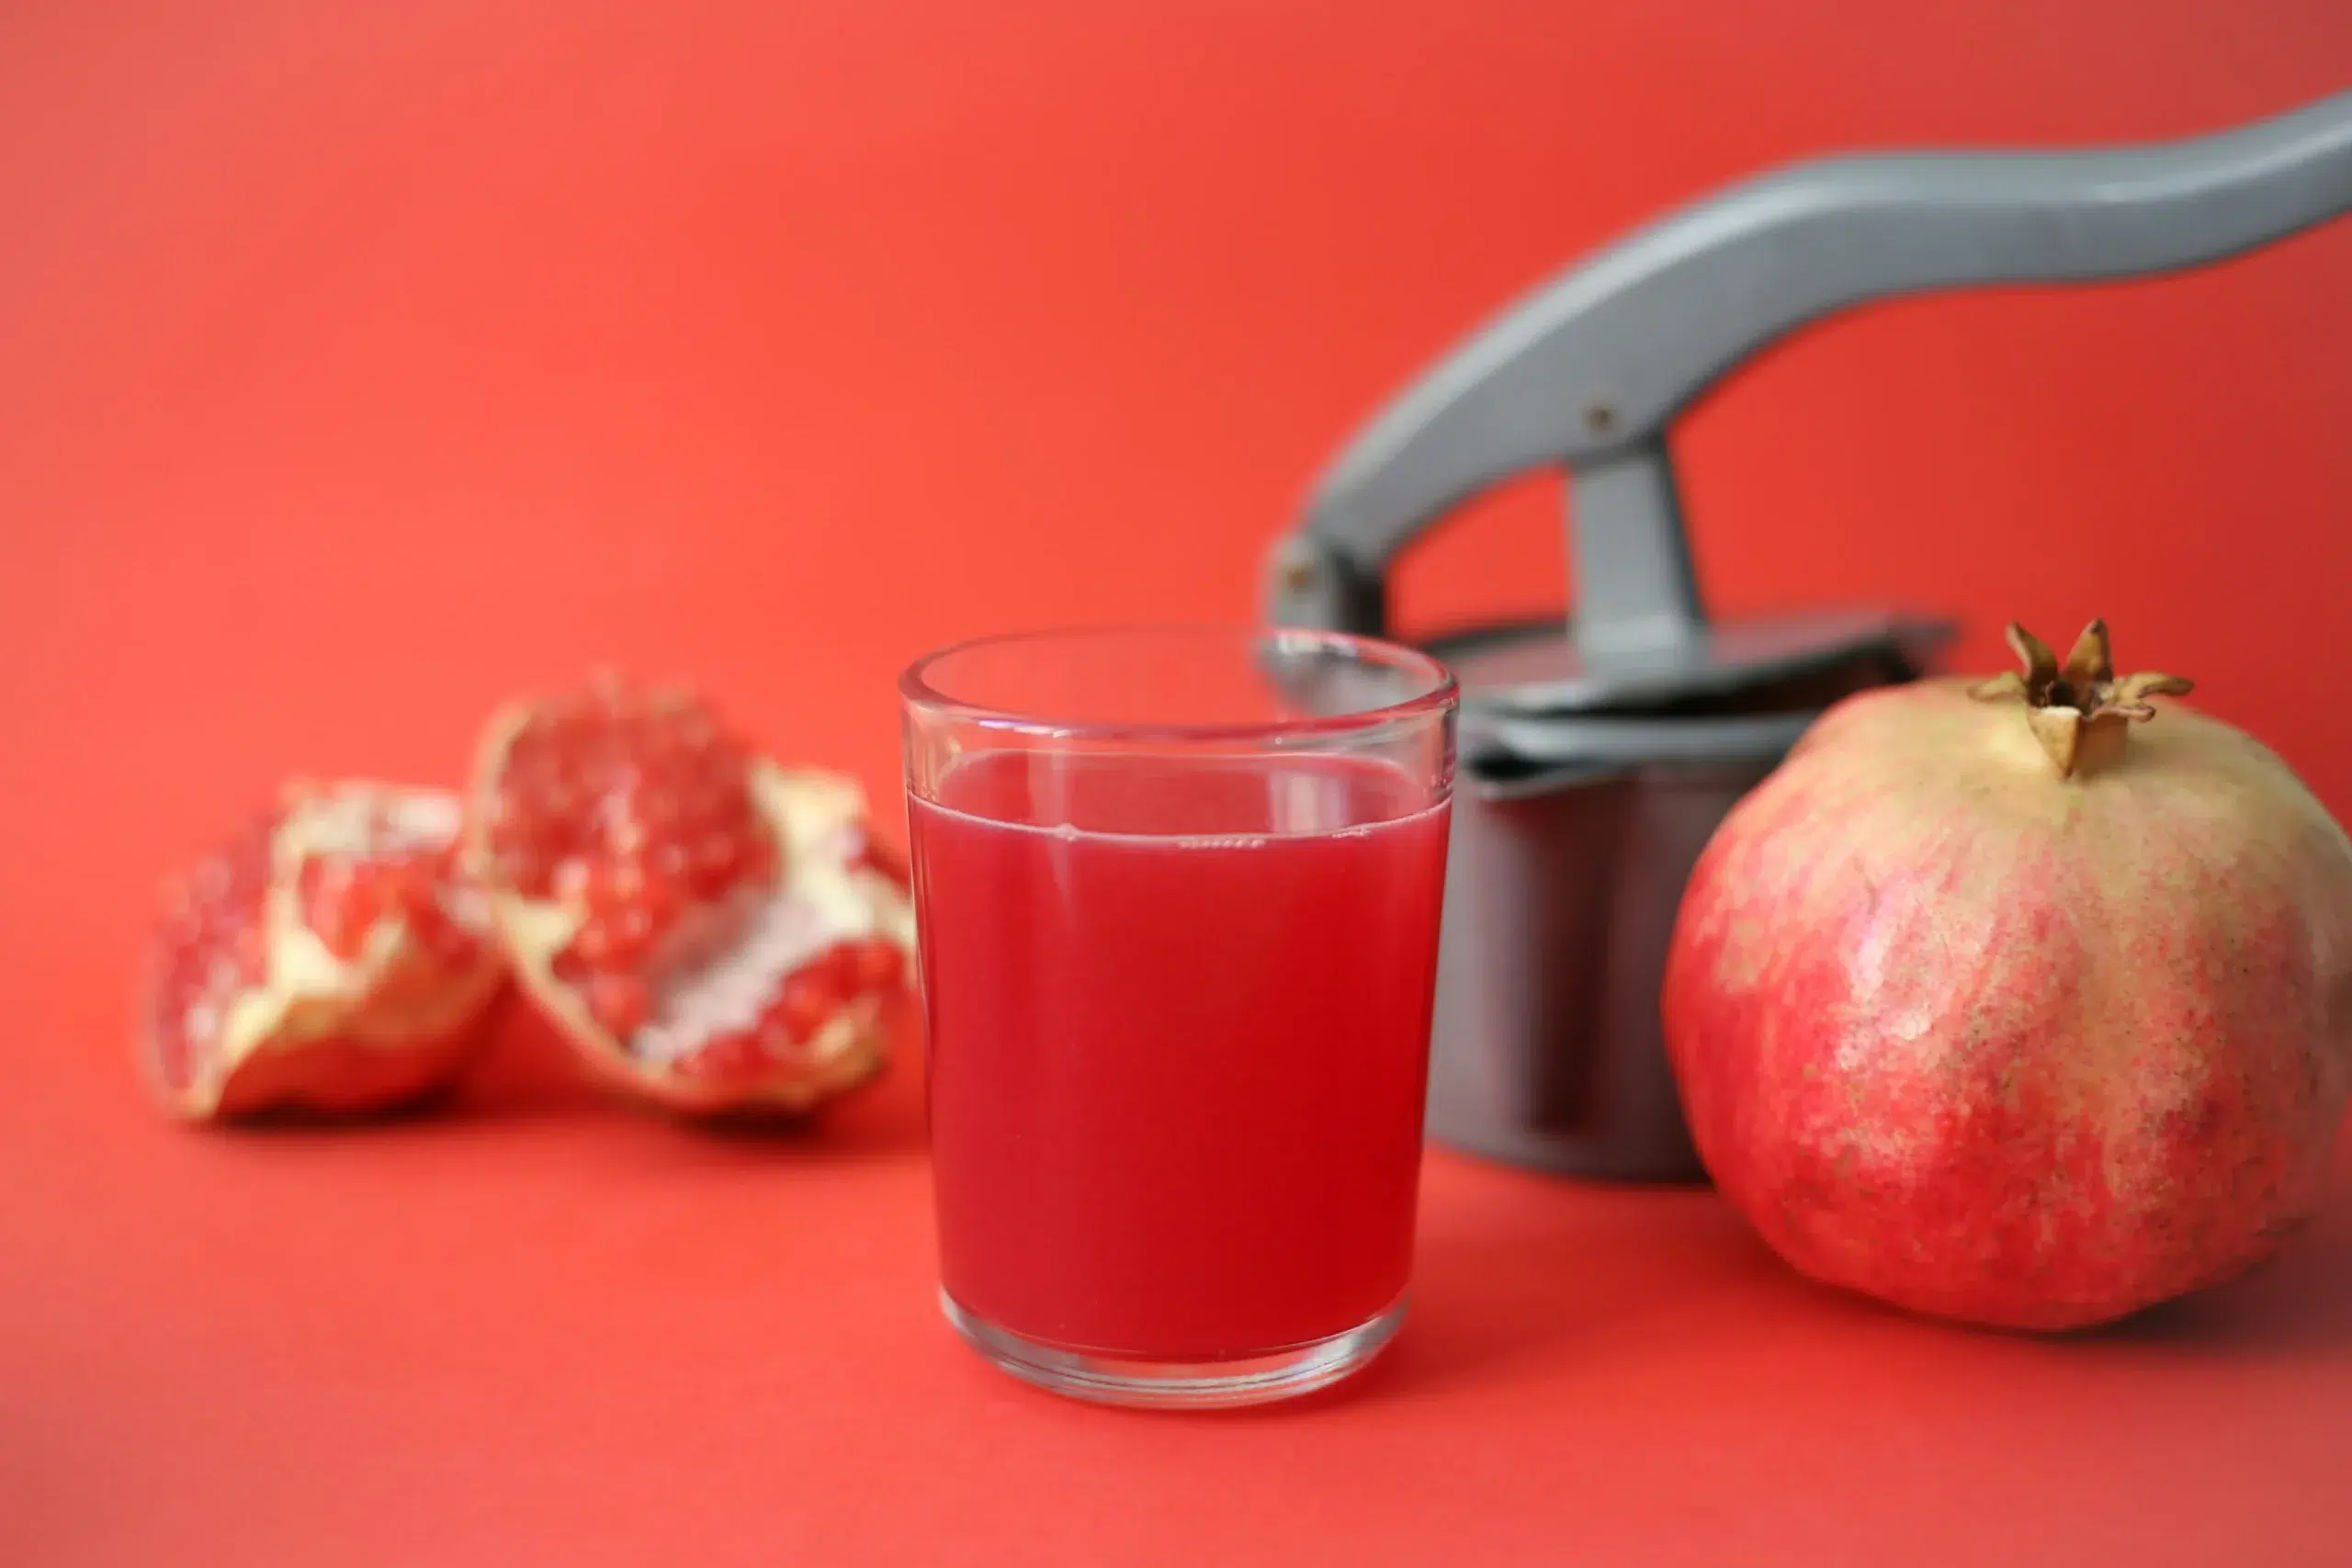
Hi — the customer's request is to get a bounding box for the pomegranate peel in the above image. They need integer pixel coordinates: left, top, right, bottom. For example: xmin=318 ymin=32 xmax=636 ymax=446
xmin=1664 ymin=619 xmax=2352 ymax=1331
xmin=465 ymin=679 xmax=916 ymax=1116
xmin=141 ymin=782 xmax=505 ymax=1120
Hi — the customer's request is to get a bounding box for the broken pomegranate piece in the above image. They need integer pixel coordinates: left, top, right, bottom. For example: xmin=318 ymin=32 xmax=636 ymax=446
xmin=464 ymin=676 xmax=915 ymax=1115
xmin=141 ymin=782 xmax=506 ymax=1119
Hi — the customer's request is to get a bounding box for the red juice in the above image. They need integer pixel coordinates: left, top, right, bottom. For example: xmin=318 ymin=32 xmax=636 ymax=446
xmin=910 ymin=749 xmax=1452 ymax=1359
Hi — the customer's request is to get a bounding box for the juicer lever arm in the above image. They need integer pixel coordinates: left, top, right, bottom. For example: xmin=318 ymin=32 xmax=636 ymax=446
xmin=1266 ymin=92 xmax=2352 ymax=653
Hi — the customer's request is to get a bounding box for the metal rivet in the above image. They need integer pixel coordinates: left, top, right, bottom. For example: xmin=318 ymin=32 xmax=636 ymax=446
xmin=1583 ymin=401 xmax=1618 ymax=437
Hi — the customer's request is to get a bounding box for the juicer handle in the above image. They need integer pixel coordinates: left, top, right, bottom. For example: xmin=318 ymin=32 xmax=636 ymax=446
xmin=1266 ymin=92 xmax=2352 ymax=655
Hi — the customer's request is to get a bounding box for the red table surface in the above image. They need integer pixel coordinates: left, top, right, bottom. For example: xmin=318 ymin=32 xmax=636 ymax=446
xmin=5 ymin=3 xmax=2349 ymax=1563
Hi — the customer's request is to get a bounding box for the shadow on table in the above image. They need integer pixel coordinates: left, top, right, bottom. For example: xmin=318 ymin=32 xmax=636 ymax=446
xmin=1378 ymin=1184 xmax=1763 ymax=1388
xmin=1211 ymin=1154 xmax=2352 ymax=1418
xmin=1177 ymin=1178 xmax=1775 ymax=1419
xmin=2063 ymin=1216 xmax=2352 ymax=1358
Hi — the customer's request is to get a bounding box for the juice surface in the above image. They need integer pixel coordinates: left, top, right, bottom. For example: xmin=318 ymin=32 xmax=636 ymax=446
xmin=910 ymin=749 xmax=1451 ymax=1358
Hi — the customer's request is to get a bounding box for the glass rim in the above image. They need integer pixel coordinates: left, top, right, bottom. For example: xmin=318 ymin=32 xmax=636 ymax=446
xmin=897 ymin=622 xmax=1459 ymax=744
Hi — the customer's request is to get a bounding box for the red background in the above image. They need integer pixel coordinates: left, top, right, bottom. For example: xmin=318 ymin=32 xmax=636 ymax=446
xmin=3 ymin=4 xmax=2348 ymax=1563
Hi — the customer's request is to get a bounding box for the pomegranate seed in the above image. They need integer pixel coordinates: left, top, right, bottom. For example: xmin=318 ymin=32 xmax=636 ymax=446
xmin=381 ymin=858 xmax=439 ymax=919
xmin=576 ymin=860 xmax=619 ymax=913
xmin=754 ymin=1016 xmax=803 ymax=1060
xmin=809 ymin=943 xmax=855 ymax=988
xmin=688 ymin=835 xmax=739 ymax=894
xmin=573 ymin=905 xmax=655 ymax=967
xmin=625 ymin=788 xmax=677 ymax=840
xmin=843 ymin=938 xmax=906 ymax=991
xmin=231 ymin=919 xmax=268 ymax=980
xmin=604 ymin=858 xmax=648 ymax=905
xmin=547 ymin=856 xmax=589 ymax=904
xmin=854 ymin=835 xmax=910 ymax=887
xmin=569 ymin=919 xmax=616 ymax=967
xmin=416 ymin=902 xmax=479 ymax=964
xmin=300 ymin=860 xmax=373 ymax=959
xmin=679 ymin=1030 xmax=762 ymax=1081
xmin=776 ymin=971 xmax=835 ymax=1043
xmin=584 ymin=972 xmax=652 ymax=1040
xmin=625 ymin=862 xmax=680 ymax=929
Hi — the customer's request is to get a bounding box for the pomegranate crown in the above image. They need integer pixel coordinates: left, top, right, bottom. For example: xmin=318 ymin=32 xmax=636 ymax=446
xmin=1969 ymin=620 xmax=2193 ymax=778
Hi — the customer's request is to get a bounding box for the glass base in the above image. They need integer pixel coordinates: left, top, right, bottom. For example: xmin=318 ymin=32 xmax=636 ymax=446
xmin=940 ymin=1290 xmax=1406 ymax=1408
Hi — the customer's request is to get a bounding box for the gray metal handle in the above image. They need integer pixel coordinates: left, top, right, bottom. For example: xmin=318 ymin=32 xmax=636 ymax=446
xmin=1474 ymin=709 xmax=1822 ymax=768
xmin=1268 ymin=92 xmax=2352 ymax=657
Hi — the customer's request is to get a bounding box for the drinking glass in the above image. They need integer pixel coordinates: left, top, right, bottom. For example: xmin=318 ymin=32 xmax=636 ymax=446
xmin=899 ymin=626 xmax=1457 ymax=1407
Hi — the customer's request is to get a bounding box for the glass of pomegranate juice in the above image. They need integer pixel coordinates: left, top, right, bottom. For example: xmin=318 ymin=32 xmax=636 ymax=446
xmin=900 ymin=626 xmax=1457 ymax=1407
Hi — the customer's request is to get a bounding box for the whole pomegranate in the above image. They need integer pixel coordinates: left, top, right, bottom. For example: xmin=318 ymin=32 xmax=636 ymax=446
xmin=464 ymin=676 xmax=915 ymax=1116
xmin=1664 ymin=620 xmax=2352 ymax=1330
xmin=141 ymin=782 xmax=505 ymax=1119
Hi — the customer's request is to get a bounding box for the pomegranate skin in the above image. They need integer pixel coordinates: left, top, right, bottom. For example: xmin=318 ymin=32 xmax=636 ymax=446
xmin=1664 ymin=676 xmax=2352 ymax=1330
